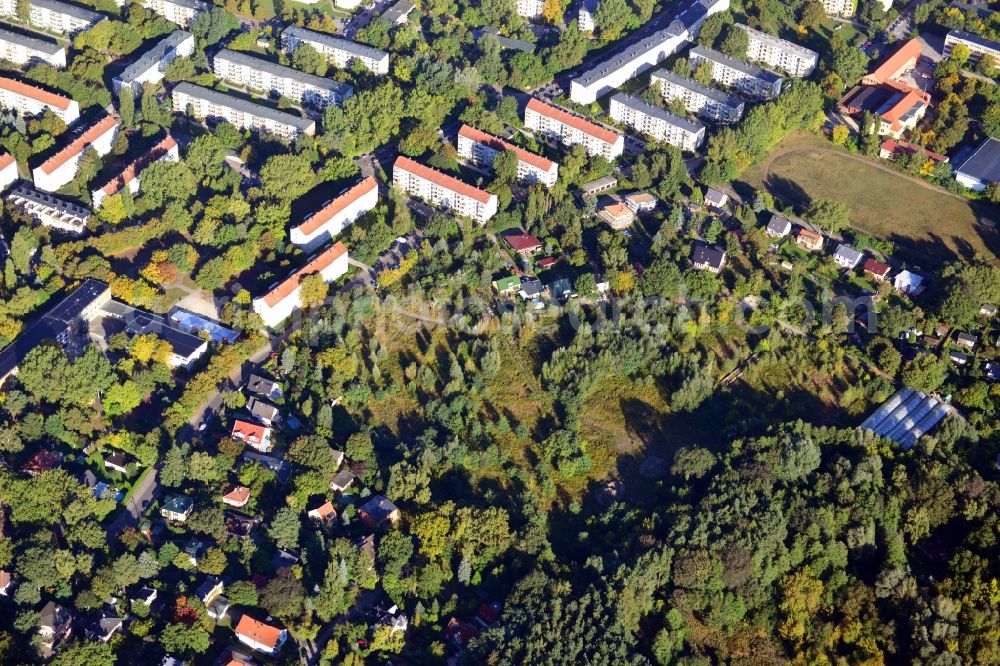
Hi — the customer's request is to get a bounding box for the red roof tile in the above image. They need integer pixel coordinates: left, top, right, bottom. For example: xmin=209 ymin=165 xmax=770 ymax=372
xmin=526 ymin=97 xmax=621 ymax=146
xmin=99 ymin=134 xmax=176 ymax=196
xmin=0 ymin=76 xmax=72 ymax=110
xmin=502 ymin=230 xmax=541 ymax=252
xmin=394 ymin=156 xmax=493 ymax=204
xmin=294 ymin=176 xmax=377 ymax=236
xmin=261 ymin=241 xmax=348 ymax=308
xmin=231 ymin=420 xmax=268 ymax=443
xmin=235 ymin=615 xmax=283 ymax=649
xmin=223 ymin=485 xmax=251 ymax=504
xmin=0 ymin=152 xmax=15 ymax=171
xmin=458 ymin=124 xmax=555 ymax=173
xmin=866 ymin=38 xmax=921 ymax=85
xmin=39 ymin=113 xmax=117 ymax=175
xmin=863 ymin=257 xmax=891 ymax=277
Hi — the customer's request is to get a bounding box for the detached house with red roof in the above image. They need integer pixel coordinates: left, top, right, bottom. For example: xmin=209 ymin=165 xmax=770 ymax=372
xmin=231 ymin=420 xmax=273 ymax=452
xmin=0 ymin=76 xmax=79 ymax=123
xmin=33 ymin=113 xmax=118 ymax=192
xmin=222 ymin=485 xmax=251 ymax=508
xmin=863 ymin=257 xmax=891 ymax=282
xmin=457 ymin=124 xmax=559 ymax=188
xmin=92 ymin=134 xmax=178 ymax=208
xmin=252 ymin=241 xmax=349 ymax=329
xmin=796 ymin=229 xmax=824 ymax=252
xmin=524 ymin=97 xmax=624 ymax=160
xmin=290 ymin=176 xmax=378 ymax=252
xmin=502 ymin=229 xmax=542 ymax=256
xmin=235 ymin=615 xmax=287 ymax=655
xmin=393 ymin=156 xmax=498 ymax=224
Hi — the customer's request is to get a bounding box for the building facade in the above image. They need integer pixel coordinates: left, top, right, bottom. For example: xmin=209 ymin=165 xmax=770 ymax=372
xmin=6 ymin=183 xmax=90 ymax=233
xmin=213 ymin=48 xmax=353 ymax=110
xmin=393 ymin=156 xmax=498 ymax=224
xmin=290 ymin=176 xmax=378 ymax=252
xmin=609 ymin=93 xmax=706 ymax=151
xmin=32 ymin=113 xmax=117 ymax=192
xmin=171 ymin=82 xmax=315 ymax=140
xmin=944 ymin=30 xmax=1000 ymax=66
xmin=524 ymin=97 xmax=624 ymax=159
xmin=457 ymin=124 xmax=559 ymax=187
xmin=517 ymin=0 xmax=543 ymax=17
xmin=92 ymin=134 xmax=179 ymax=208
xmin=689 ymin=44 xmax=784 ymax=100
xmin=0 ymin=152 xmax=17 ymax=191
xmin=649 ymin=68 xmax=744 ymax=123
xmin=253 ymin=242 xmax=349 ymax=328
xmin=113 ymin=30 xmax=194 ymax=95
xmin=0 ymin=0 xmax=106 ymax=34
xmin=739 ymin=24 xmax=817 ymax=77
xmin=0 ymin=26 xmax=66 ymax=68
xmin=142 ymin=0 xmax=206 ymax=27
xmin=281 ymin=26 xmax=390 ymax=74
xmin=0 ymin=76 xmax=79 ymax=123
xmin=822 ymin=0 xmax=854 ymax=16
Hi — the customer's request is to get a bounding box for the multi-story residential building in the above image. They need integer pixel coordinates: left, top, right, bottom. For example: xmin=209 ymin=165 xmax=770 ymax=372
xmin=569 ymin=0 xmax=729 ymax=104
xmin=0 ymin=152 xmax=17 ymax=191
xmin=578 ymin=0 xmax=598 ymax=32
xmin=235 ymin=616 xmax=287 ymax=656
xmin=524 ymin=97 xmax=624 ymax=159
xmin=281 ymin=26 xmax=390 ymax=75
xmin=142 ymin=0 xmax=206 ymax=27
xmin=290 ymin=176 xmax=377 ymax=252
xmin=738 ymin=24 xmax=818 ymax=77
xmin=380 ymin=0 xmax=415 ymax=24
xmin=171 ymin=82 xmax=316 ymax=141
xmin=92 ymin=134 xmax=178 ymax=208
xmin=0 ymin=0 xmax=106 ymax=35
xmin=688 ymin=44 xmax=784 ymax=100
xmin=609 ymin=93 xmax=706 ymax=152
xmin=393 ymin=156 xmax=498 ymax=224
xmin=32 ymin=112 xmax=117 ymax=192
xmin=212 ymin=48 xmax=353 ymax=110
xmin=517 ymin=0 xmax=543 ymax=17
xmin=822 ymin=0 xmax=854 ymax=16
xmin=113 ymin=30 xmax=194 ymax=95
xmin=649 ymin=68 xmax=744 ymax=123
xmin=0 ymin=25 xmax=66 ymax=68
xmin=457 ymin=124 xmax=559 ymax=187
xmin=6 ymin=182 xmax=90 ymax=233
xmin=253 ymin=241 xmax=349 ymax=328
xmin=944 ymin=29 xmax=1000 ymax=66
xmin=0 ymin=75 xmax=79 ymax=123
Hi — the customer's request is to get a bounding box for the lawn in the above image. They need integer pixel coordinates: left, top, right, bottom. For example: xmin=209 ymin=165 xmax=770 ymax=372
xmin=740 ymin=133 xmax=1000 ymax=266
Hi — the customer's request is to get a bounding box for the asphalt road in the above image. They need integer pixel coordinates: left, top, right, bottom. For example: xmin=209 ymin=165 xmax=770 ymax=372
xmin=105 ymin=466 xmax=159 ymax=536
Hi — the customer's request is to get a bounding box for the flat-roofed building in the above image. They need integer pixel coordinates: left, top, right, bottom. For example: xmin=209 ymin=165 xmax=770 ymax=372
xmin=92 ymin=134 xmax=178 ymax=208
xmin=649 ymin=68 xmax=744 ymax=123
xmin=524 ymin=97 xmax=624 ymax=159
xmin=822 ymin=0 xmax=854 ymax=16
xmin=0 ymin=0 xmax=107 ymax=35
xmin=738 ymin=24 xmax=817 ymax=77
xmin=113 ymin=30 xmax=194 ymax=95
xmin=253 ymin=242 xmax=349 ymax=328
xmin=32 ymin=112 xmax=117 ymax=192
xmin=689 ymin=44 xmax=784 ymax=100
xmin=944 ymin=29 xmax=1000 ymax=66
xmin=0 ymin=152 xmax=17 ymax=191
xmin=0 ymin=76 xmax=79 ymax=123
xmin=393 ymin=156 xmax=498 ymax=224
xmin=6 ymin=182 xmax=90 ymax=233
xmin=457 ymin=124 xmax=559 ymax=187
xmin=213 ymin=48 xmax=353 ymax=110
xmin=142 ymin=0 xmax=206 ymax=27
xmin=609 ymin=92 xmax=705 ymax=151
xmin=290 ymin=176 xmax=377 ymax=252
xmin=281 ymin=26 xmax=389 ymax=74
xmin=171 ymin=82 xmax=315 ymax=141
xmin=0 ymin=25 xmax=66 ymax=68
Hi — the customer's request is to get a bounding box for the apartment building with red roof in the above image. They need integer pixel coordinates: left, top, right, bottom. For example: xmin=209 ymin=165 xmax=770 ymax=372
xmin=863 ymin=38 xmax=922 ymax=86
xmin=33 ymin=113 xmax=118 ymax=192
xmin=252 ymin=241 xmax=349 ymax=329
xmin=290 ymin=176 xmax=378 ymax=252
xmin=524 ymin=97 xmax=624 ymax=160
xmin=235 ymin=615 xmax=287 ymax=654
xmin=91 ymin=134 xmax=178 ymax=208
xmin=456 ymin=124 xmax=559 ymax=187
xmin=0 ymin=76 xmax=79 ymax=123
xmin=231 ymin=420 xmax=273 ymax=451
xmin=392 ymin=156 xmax=498 ymax=224
xmin=0 ymin=152 xmax=17 ymax=192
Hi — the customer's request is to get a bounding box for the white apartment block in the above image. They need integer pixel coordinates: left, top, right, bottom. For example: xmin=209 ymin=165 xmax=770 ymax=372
xmin=650 ymin=68 xmax=744 ymax=123
xmin=142 ymin=0 xmax=206 ymax=28
xmin=393 ymin=156 xmax=498 ymax=225
xmin=7 ymin=183 xmax=90 ymax=233
xmin=609 ymin=93 xmax=705 ymax=152
xmin=0 ymin=76 xmax=79 ymax=123
xmin=578 ymin=0 xmax=598 ymax=31
xmin=517 ymin=0 xmax=543 ymax=18
xmin=689 ymin=44 xmax=784 ymax=100
xmin=0 ymin=26 xmax=66 ymax=68
xmin=0 ymin=152 xmax=17 ymax=191
xmin=457 ymin=124 xmax=558 ymax=188
xmin=738 ymin=24 xmax=817 ymax=77
xmin=171 ymin=82 xmax=316 ymax=141
xmin=290 ymin=176 xmax=377 ymax=253
xmin=92 ymin=134 xmax=178 ymax=208
xmin=0 ymin=0 xmax=107 ymax=35
xmin=822 ymin=0 xmax=854 ymax=17
xmin=524 ymin=97 xmax=623 ymax=159
xmin=213 ymin=48 xmax=353 ymax=110
xmin=944 ymin=30 xmax=1000 ymax=66
xmin=32 ymin=113 xmax=117 ymax=192
xmin=113 ymin=30 xmax=194 ymax=95
xmin=281 ymin=26 xmax=389 ymax=75
xmin=253 ymin=241 xmax=349 ymax=328
xmin=570 ymin=0 xmax=729 ymax=105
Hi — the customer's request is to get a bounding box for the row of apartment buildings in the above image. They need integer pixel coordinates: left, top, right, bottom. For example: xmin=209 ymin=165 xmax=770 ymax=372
xmin=92 ymin=133 xmax=179 ymax=208
xmin=253 ymin=241 xmax=350 ymax=328
xmin=650 ymin=68 xmax=745 ymax=123
xmin=289 ymin=176 xmax=378 ymax=252
xmin=524 ymin=97 xmax=624 ymax=159
xmin=739 ymin=24 xmax=817 ymax=78
xmin=143 ymin=0 xmax=206 ymax=28
xmin=456 ymin=124 xmax=559 ymax=187
xmin=113 ymin=30 xmax=194 ymax=95
xmin=32 ymin=112 xmax=118 ymax=192
xmin=212 ymin=48 xmax=353 ymax=110
xmin=0 ymin=74 xmax=78 ymax=122
xmin=0 ymin=0 xmax=105 ymax=35
xmin=0 ymin=24 xmax=65 ymax=67
xmin=689 ymin=44 xmax=784 ymax=101
xmin=393 ymin=156 xmax=498 ymax=224
xmin=609 ymin=93 xmax=706 ymax=152
xmin=171 ymin=82 xmax=316 ymax=140
xmin=281 ymin=26 xmax=389 ymax=75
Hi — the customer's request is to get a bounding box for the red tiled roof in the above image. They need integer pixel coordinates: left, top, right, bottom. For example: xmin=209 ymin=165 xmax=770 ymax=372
xmin=458 ymin=124 xmax=555 ymax=173
xmin=294 ymin=176 xmax=377 ymax=236
xmin=863 ymin=257 xmax=891 ymax=277
xmin=261 ymin=241 xmax=348 ymax=308
xmin=309 ymin=500 xmax=335 ymax=518
xmin=99 ymin=134 xmax=177 ymax=196
xmin=880 ymin=88 xmax=924 ymax=133
xmin=223 ymin=485 xmax=251 ymax=504
xmin=394 ymin=156 xmax=493 ymax=204
xmin=601 ymin=202 xmax=632 ymax=218
xmin=503 ymin=231 xmax=541 ymax=252
xmin=0 ymin=152 xmax=14 ymax=171
xmin=879 ymin=139 xmax=948 ymax=163
xmin=526 ymin=97 xmax=621 ymax=146
xmin=0 ymin=76 xmax=72 ymax=110
xmin=38 ymin=113 xmax=117 ymax=175
xmin=235 ymin=615 xmax=283 ymax=649
xmin=231 ymin=420 xmax=268 ymax=443
xmin=866 ymin=38 xmax=921 ymax=85
xmin=798 ymin=229 xmax=822 ymax=241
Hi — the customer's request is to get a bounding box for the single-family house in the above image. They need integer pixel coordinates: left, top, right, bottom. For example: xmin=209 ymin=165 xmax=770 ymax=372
xmin=39 ymin=602 xmax=72 ymax=656
xmin=796 ymin=229 xmax=824 ymax=252
xmin=183 ymin=538 xmax=206 ymax=566
xmin=492 ymin=275 xmax=521 ymax=295
xmin=246 ymin=397 xmax=280 ymax=426
xmin=986 ymin=361 xmax=1000 ymax=382
xmin=373 ymin=603 xmax=408 ymax=635
xmin=893 ymin=269 xmax=924 ymax=295
xmin=704 ymin=188 xmax=729 ymax=209
xmin=222 ymin=485 xmax=251 ymax=508
xmin=131 ymin=586 xmax=156 ymax=606
xmin=206 ymin=595 xmax=231 ymax=620
xmin=235 ymin=615 xmax=287 ymax=655
xmin=765 ymin=214 xmax=792 ymax=238
xmin=0 ymin=571 xmax=12 ymax=596
xmin=518 ymin=278 xmax=544 ymax=300
xmin=832 ymin=244 xmax=864 ymax=270
xmin=445 ymin=617 xmax=480 ymax=649
xmin=956 ymin=332 xmax=978 ymax=349
xmin=23 ymin=449 xmax=62 ymax=475
xmin=247 ymin=373 xmax=282 ymax=399
xmin=195 ymin=576 xmax=224 ymax=605
xmin=231 ymin=420 xmax=273 ymax=452
xmin=863 ymin=258 xmax=891 ymax=282
xmin=83 ymin=615 xmax=122 ymax=643
xmin=949 ymin=350 xmax=969 ymax=364
xmin=502 ymin=230 xmax=542 ymax=257
xmin=598 ymin=202 xmax=636 ymax=230
xmin=691 ymin=244 xmax=726 ymax=274
xmin=359 ymin=495 xmax=401 ymax=528
xmin=549 ymin=277 xmax=573 ymax=299
xmin=476 ymin=601 xmax=503 ymax=627
xmin=624 ymin=191 xmax=657 ymax=213
xmin=160 ymin=495 xmax=194 ymax=522
xmin=330 ymin=469 xmax=355 ymax=492
xmin=307 ymin=500 xmax=337 ymax=524
xmin=980 ymin=304 xmax=997 ymax=317
xmin=103 ymin=451 xmax=132 ymax=474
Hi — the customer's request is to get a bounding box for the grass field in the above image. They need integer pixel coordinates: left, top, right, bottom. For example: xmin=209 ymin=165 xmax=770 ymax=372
xmin=739 ymin=133 xmax=1000 ymax=265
